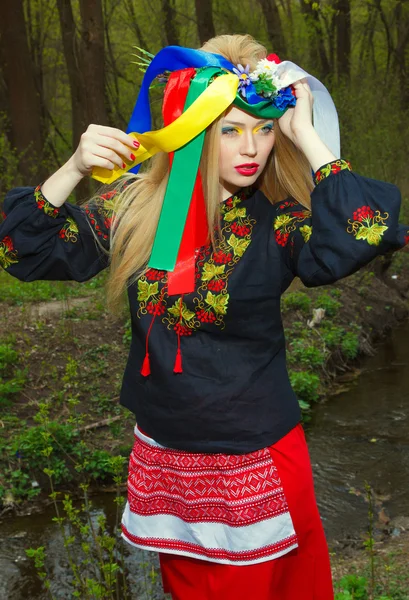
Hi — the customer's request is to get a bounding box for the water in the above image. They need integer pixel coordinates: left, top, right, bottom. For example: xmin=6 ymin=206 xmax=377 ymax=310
xmin=0 ymin=495 xmax=164 ymax=600
xmin=2 ymin=324 xmax=409 ymax=598
xmin=307 ymin=324 xmax=409 ymax=543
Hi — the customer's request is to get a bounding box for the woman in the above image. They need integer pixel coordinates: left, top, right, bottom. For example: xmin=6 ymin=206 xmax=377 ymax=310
xmin=1 ymin=34 xmax=407 ymax=600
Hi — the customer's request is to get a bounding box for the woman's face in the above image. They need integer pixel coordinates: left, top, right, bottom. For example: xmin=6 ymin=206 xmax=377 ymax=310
xmin=219 ymin=106 xmax=276 ymax=200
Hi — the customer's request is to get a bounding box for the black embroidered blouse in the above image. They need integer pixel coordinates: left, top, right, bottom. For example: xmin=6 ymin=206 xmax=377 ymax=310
xmin=1 ymin=160 xmax=407 ymax=453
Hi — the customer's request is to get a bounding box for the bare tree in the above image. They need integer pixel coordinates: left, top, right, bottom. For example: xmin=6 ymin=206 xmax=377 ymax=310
xmin=334 ymin=0 xmax=351 ymax=80
xmin=79 ymin=0 xmax=110 ymax=126
xmin=56 ymin=0 xmax=89 ymax=150
xmin=299 ymin=0 xmax=331 ymax=79
xmin=392 ymin=0 xmax=409 ymax=106
xmin=0 ymin=0 xmax=45 ymax=181
xmin=195 ymin=0 xmax=216 ymax=45
xmin=373 ymin=0 xmax=409 ymax=107
xmin=162 ymin=0 xmax=179 ymax=46
xmin=258 ymin=0 xmax=287 ymax=56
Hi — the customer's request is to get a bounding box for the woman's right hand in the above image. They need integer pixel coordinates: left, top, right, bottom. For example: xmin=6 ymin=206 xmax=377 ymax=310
xmin=72 ymin=124 xmax=140 ymax=177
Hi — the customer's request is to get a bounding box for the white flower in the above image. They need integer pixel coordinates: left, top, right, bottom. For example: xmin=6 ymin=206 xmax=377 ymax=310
xmin=250 ymin=58 xmax=281 ymax=88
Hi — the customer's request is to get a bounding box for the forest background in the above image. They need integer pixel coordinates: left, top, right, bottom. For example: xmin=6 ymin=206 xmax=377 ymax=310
xmin=1 ymin=2 xmax=409 ymax=597
xmin=0 ymin=0 xmax=409 ymax=201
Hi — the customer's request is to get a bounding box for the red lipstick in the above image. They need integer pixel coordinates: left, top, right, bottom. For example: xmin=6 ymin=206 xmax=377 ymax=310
xmin=234 ymin=163 xmax=259 ymax=176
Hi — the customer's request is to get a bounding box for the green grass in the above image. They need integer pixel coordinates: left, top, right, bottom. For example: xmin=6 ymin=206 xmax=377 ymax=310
xmin=0 ymin=268 xmax=107 ymax=304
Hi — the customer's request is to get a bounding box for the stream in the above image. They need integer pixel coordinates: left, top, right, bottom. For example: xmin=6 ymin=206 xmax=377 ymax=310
xmin=1 ymin=323 xmax=409 ymax=599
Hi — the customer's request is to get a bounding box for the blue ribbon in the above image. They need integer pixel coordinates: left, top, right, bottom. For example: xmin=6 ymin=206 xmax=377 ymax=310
xmin=127 ymin=46 xmax=266 ymax=173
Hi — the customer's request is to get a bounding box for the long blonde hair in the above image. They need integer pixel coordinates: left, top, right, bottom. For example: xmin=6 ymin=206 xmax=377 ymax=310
xmin=88 ymin=34 xmax=313 ymax=314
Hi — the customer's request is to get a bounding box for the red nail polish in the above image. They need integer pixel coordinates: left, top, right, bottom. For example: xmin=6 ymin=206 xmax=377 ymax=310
xmin=122 ymin=162 xmax=126 ymax=169
xmin=133 ymin=140 xmax=140 ymax=148
xmin=130 ymin=153 xmax=135 ymax=160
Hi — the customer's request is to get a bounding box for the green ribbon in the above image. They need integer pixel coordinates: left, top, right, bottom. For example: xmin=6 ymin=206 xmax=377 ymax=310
xmin=148 ymin=67 xmax=223 ymax=271
xmin=147 ymin=68 xmax=287 ymax=271
xmin=233 ymin=93 xmax=285 ymax=119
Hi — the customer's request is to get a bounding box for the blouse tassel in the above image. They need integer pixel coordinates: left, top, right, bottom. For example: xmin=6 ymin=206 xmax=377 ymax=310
xmin=141 ymin=352 xmax=151 ymax=376
xmin=173 ymin=348 xmax=183 ymax=373
xmin=173 ymin=296 xmax=184 ymax=373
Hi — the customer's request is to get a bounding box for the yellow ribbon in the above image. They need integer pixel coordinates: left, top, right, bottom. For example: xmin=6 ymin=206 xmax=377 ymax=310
xmin=92 ymin=73 xmax=239 ymax=185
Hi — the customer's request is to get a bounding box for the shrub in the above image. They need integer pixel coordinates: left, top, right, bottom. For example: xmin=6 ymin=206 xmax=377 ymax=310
xmin=287 ymin=339 xmax=326 ymax=368
xmin=315 ymin=292 xmax=342 ymax=317
xmin=289 ymin=370 xmax=321 ymax=404
xmin=341 ymin=331 xmax=360 ymax=360
xmin=281 ymin=291 xmax=312 ymax=313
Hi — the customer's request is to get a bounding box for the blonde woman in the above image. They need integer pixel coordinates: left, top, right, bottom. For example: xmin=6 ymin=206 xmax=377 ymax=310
xmin=1 ymin=34 xmax=407 ymax=600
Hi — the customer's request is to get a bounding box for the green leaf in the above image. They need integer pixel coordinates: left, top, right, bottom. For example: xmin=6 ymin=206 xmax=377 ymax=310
xmin=205 ymin=291 xmax=229 ymax=315
xmin=366 ymin=224 xmax=388 ymax=245
xmin=182 ymin=305 xmax=195 ymax=321
xmin=355 ymin=226 xmax=369 ymax=241
xmin=298 ymin=399 xmax=311 ymax=410
xmin=201 ymin=263 xmax=225 ymax=282
xmin=273 ymin=214 xmax=293 ymax=231
xmin=137 ymin=280 xmax=158 ymax=301
xmin=168 ymin=300 xmax=195 ymax=321
xmin=299 ymin=225 xmax=312 ymax=243
xmin=223 ymin=207 xmax=246 ymax=222
xmin=227 ymin=234 xmax=251 ymax=257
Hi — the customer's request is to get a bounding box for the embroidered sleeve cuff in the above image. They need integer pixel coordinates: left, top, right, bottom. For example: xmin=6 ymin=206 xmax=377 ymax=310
xmin=313 ymin=159 xmax=352 ymax=186
xmin=34 ymin=184 xmax=61 ymax=218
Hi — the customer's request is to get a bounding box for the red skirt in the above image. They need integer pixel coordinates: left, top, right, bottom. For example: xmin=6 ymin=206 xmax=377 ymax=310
xmin=158 ymin=425 xmax=334 ymax=600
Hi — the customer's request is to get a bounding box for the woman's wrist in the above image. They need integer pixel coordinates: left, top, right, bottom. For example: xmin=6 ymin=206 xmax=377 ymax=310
xmin=293 ymin=126 xmax=336 ymax=173
xmin=41 ymin=156 xmax=85 ymax=208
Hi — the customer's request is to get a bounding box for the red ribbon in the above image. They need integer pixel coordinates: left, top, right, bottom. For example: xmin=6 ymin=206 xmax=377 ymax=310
xmin=162 ymin=69 xmax=209 ymax=296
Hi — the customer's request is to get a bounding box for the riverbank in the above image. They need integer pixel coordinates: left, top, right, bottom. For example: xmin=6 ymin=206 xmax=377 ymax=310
xmin=1 ymin=249 xmax=409 ymax=597
xmin=1 ymin=250 xmax=409 ymax=512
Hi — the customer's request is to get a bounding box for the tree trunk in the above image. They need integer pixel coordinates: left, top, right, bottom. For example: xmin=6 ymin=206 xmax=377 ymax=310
xmin=162 ymin=0 xmax=179 ymax=46
xmin=299 ymin=0 xmax=331 ymax=79
xmin=79 ymin=0 xmax=109 ymax=126
xmin=56 ymin=0 xmax=90 ymax=201
xmin=335 ymin=0 xmax=351 ymax=80
xmin=123 ymin=0 xmax=152 ymax=53
xmin=394 ymin=0 xmax=409 ymax=108
xmin=56 ymin=0 xmax=88 ymax=149
xmin=258 ymin=0 xmax=287 ymax=56
xmin=0 ymin=0 xmax=45 ymax=181
xmin=195 ymin=0 xmax=216 ymax=45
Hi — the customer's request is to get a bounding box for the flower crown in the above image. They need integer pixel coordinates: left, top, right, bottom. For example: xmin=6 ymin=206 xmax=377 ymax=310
xmin=233 ymin=53 xmax=296 ymax=112
xmin=132 ymin=48 xmax=296 ymax=113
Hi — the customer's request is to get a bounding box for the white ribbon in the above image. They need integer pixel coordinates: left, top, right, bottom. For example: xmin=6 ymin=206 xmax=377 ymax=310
xmin=275 ymin=60 xmax=341 ymax=159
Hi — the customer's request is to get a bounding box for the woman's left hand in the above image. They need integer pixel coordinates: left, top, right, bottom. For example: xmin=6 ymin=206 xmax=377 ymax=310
xmin=277 ymin=79 xmax=314 ymax=147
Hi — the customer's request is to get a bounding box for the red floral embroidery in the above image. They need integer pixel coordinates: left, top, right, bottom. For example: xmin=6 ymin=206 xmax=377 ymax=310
xmin=34 ymin=186 xmax=60 ymax=218
xmin=58 ymin=217 xmax=79 ymax=243
xmin=174 ymin=323 xmax=193 ymax=336
xmin=273 ymin=207 xmax=312 ymax=248
xmin=278 ymin=200 xmax=298 ymax=210
xmin=84 ymin=191 xmax=117 ymax=242
xmin=314 ymin=159 xmax=352 ymax=185
xmin=352 ymin=206 xmax=374 ymax=222
xmin=2 ymin=236 xmax=13 ymax=251
xmin=100 ymin=190 xmax=117 ymax=201
xmin=196 ymin=309 xmax=217 ymax=324
xmin=231 ymin=222 xmax=250 ymax=236
xmin=0 ymin=235 xmax=18 ymax=269
xmin=213 ymin=250 xmax=233 ymax=264
xmin=207 ymin=279 xmax=226 ymax=292
xmin=136 ymin=189 xmax=255 ymax=334
xmin=145 ymin=268 xmax=166 ymax=281
xmin=347 ymin=206 xmax=389 ymax=246
xmin=146 ymin=301 xmax=166 ymax=316
xmin=275 ymin=230 xmax=290 ymax=247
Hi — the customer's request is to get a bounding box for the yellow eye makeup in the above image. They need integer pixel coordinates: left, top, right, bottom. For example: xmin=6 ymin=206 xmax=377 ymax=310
xmin=253 ymin=122 xmax=274 ymax=134
xmin=221 ymin=126 xmax=243 ymax=135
